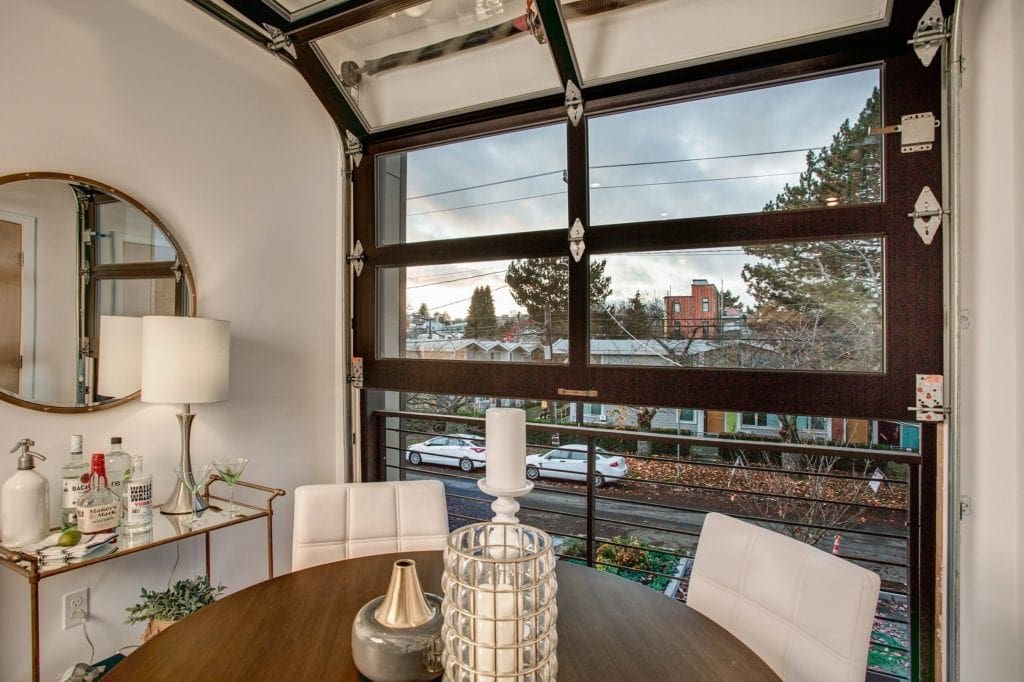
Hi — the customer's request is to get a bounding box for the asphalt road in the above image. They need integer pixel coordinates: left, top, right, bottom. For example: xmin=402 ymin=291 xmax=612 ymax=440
xmin=400 ymin=465 xmax=909 ymax=588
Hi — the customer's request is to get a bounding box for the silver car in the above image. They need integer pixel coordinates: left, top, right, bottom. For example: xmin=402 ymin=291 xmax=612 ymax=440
xmin=525 ymin=444 xmax=629 ymax=487
xmin=406 ymin=434 xmax=487 ymax=472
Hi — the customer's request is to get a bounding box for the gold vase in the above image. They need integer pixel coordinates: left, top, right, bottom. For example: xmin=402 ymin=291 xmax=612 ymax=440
xmin=376 ymin=559 xmax=434 ymax=628
xmin=352 ymin=559 xmax=443 ymax=681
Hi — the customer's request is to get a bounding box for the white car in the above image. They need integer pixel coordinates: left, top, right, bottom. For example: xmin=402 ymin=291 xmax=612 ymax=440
xmin=525 ymin=444 xmax=629 ymax=487
xmin=406 ymin=434 xmax=487 ymax=472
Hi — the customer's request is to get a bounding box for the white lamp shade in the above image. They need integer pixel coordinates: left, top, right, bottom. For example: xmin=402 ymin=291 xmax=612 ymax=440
xmin=97 ymin=315 xmax=142 ymax=397
xmin=141 ymin=316 xmax=230 ymax=405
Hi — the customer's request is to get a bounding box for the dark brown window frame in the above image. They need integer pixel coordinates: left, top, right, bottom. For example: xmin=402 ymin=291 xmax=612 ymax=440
xmin=354 ymin=50 xmax=942 ymax=422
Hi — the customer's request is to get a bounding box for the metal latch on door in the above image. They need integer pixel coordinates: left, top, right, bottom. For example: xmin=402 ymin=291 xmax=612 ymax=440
xmin=869 ymin=112 xmax=940 ymax=153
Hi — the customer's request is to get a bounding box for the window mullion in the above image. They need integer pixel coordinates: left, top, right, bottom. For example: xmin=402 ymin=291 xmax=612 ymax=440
xmin=566 ymin=108 xmax=590 ymax=379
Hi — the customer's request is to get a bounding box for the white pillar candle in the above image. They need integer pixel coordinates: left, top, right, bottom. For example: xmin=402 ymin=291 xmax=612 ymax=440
xmin=475 ymin=582 xmax=520 ymax=677
xmin=485 ymin=408 xmax=526 ymax=491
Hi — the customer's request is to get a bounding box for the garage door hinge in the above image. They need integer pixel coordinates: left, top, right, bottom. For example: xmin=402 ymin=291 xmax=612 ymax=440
xmin=347 ymin=239 xmax=366 ymax=276
xmin=565 ymin=80 xmax=583 ymax=127
xmin=909 ymin=186 xmax=946 ymax=245
xmin=344 ymin=130 xmax=364 ymax=169
xmin=908 ymin=374 xmax=948 ymax=422
xmin=263 ymin=24 xmax=293 ymax=53
xmin=909 ymin=0 xmax=948 ymax=68
xmin=347 ymin=357 xmax=364 ymax=388
xmin=568 ymin=218 xmax=585 ymax=262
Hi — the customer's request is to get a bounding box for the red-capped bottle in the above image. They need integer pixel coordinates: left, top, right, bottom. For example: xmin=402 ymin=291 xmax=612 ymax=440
xmin=75 ymin=453 xmax=119 ymax=533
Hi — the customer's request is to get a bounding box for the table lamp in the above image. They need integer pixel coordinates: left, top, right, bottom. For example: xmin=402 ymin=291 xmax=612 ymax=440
xmin=97 ymin=315 xmax=142 ymax=398
xmin=141 ymin=316 xmax=230 ymax=515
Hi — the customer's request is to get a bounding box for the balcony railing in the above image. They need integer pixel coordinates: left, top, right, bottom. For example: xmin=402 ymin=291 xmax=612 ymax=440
xmin=369 ymin=410 xmax=920 ymax=681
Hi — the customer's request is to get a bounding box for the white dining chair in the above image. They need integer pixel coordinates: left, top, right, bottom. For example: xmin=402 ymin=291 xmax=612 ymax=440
xmin=687 ymin=512 xmax=881 ymax=682
xmin=291 ymin=479 xmax=449 ymax=571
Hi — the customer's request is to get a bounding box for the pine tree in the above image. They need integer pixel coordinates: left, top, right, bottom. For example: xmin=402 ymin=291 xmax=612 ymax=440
xmin=721 ymin=289 xmax=742 ymax=310
xmin=741 ymin=87 xmax=883 ymax=373
xmin=763 ymin=87 xmax=881 ymax=210
xmin=505 ymin=257 xmax=611 ymax=348
xmin=464 ymin=286 xmax=498 ymax=339
xmin=602 ymin=291 xmax=660 ymax=339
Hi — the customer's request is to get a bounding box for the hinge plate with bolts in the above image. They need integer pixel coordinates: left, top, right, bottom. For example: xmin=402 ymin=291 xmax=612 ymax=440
xmin=909 ymin=185 xmax=944 ymax=244
xmin=347 ymin=240 xmax=366 ymax=277
xmin=910 ymin=0 xmax=947 ymax=68
xmin=869 ymin=112 xmax=940 ymax=153
xmin=263 ymin=24 xmax=293 ymax=53
xmin=960 ymin=495 xmax=972 ymax=518
xmin=565 ymin=80 xmax=583 ymax=127
xmin=908 ymin=373 xmax=948 ymax=422
xmin=348 ymin=357 xmax=364 ymax=388
xmin=568 ymin=218 xmax=585 ymax=262
xmin=344 ymin=130 xmax=363 ymax=169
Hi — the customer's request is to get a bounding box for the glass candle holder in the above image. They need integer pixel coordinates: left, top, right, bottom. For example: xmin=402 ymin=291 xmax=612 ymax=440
xmin=441 ymin=523 xmax=557 ymax=682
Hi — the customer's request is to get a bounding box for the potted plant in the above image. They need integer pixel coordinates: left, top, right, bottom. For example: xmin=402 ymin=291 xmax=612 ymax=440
xmin=125 ymin=576 xmax=225 ymax=642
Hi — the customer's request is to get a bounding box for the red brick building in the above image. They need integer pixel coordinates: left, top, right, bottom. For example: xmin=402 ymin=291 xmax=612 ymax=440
xmin=664 ymin=279 xmax=720 ymax=339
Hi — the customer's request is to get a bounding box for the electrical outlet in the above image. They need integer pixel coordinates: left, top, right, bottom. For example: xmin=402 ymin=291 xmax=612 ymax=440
xmin=63 ymin=588 xmax=88 ymax=629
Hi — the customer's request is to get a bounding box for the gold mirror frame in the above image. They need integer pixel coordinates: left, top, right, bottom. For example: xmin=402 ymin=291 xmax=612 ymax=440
xmin=0 ymin=172 xmax=196 ymax=413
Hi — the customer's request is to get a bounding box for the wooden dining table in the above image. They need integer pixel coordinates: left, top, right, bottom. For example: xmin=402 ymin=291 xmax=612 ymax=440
xmin=106 ymin=551 xmax=778 ymax=681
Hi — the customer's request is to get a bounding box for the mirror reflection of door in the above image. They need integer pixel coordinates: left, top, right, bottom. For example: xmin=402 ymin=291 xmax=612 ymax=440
xmin=0 ymin=219 xmax=22 ymax=393
xmin=86 ymin=191 xmax=182 ymax=402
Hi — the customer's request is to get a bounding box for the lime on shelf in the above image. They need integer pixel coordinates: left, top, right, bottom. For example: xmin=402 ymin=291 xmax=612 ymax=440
xmin=58 ymin=528 xmax=81 ymax=547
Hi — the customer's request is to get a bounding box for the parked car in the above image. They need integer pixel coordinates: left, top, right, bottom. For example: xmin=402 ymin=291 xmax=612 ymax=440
xmin=406 ymin=434 xmax=486 ymax=472
xmin=525 ymin=444 xmax=629 ymax=487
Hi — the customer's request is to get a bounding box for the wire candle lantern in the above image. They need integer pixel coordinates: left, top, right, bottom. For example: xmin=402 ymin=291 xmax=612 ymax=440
xmin=441 ymin=523 xmax=558 ymax=681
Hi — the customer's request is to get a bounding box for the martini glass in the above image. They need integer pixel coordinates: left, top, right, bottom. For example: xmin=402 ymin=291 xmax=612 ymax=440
xmin=172 ymin=464 xmax=215 ymax=530
xmin=212 ymin=458 xmax=248 ymax=518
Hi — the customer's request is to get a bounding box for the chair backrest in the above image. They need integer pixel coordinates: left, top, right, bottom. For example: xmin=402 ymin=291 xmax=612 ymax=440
xmin=291 ymin=480 xmax=449 ymax=571
xmin=687 ymin=513 xmax=880 ymax=682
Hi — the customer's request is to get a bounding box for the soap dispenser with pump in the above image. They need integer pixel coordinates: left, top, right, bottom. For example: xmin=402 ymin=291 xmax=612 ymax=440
xmin=0 ymin=439 xmax=50 ymax=548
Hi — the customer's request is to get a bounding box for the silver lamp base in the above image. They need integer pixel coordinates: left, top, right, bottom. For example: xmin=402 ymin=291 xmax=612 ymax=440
xmin=161 ymin=406 xmax=209 ymax=515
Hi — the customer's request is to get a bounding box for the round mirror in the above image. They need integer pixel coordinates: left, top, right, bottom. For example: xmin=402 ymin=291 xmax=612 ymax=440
xmin=0 ymin=172 xmax=195 ymax=412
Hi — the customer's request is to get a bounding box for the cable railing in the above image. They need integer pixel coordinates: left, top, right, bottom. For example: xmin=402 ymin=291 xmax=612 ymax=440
xmin=371 ymin=409 xmax=918 ymax=680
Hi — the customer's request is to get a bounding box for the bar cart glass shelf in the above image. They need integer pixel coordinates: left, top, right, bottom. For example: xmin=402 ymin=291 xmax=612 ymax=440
xmin=0 ymin=477 xmax=285 ymax=682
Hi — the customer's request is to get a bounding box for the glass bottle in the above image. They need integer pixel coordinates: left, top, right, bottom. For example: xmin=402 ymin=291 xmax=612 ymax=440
xmin=105 ymin=437 xmax=131 ymax=523
xmin=61 ymin=435 xmax=89 ymax=529
xmin=76 ymin=453 xmax=119 ymax=533
xmin=122 ymin=455 xmax=153 ymax=533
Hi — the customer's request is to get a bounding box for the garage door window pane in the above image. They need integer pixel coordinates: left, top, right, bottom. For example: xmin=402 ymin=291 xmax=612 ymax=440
xmin=588 ymin=69 xmax=881 ymax=225
xmin=378 ymin=258 xmax=570 ymax=363
xmin=590 ymin=239 xmax=884 ymax=372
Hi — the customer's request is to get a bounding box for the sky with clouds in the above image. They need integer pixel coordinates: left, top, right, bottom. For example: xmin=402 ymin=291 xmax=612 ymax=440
xmin=394 ymin=68 xmax=880 ymax=318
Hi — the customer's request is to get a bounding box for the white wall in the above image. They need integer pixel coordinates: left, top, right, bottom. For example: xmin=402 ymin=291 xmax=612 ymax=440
xmin=958 ymin=0 xmax=1024 ymax=680
xmin=0 ymin=2 xmax=342 ymax=680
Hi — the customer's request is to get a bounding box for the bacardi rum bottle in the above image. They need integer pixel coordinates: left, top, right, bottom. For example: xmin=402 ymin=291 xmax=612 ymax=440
xmin=61 ymin=435 xmax=89 ymax=529
xmin=76 ymin=454 xmax=119 ymax=534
